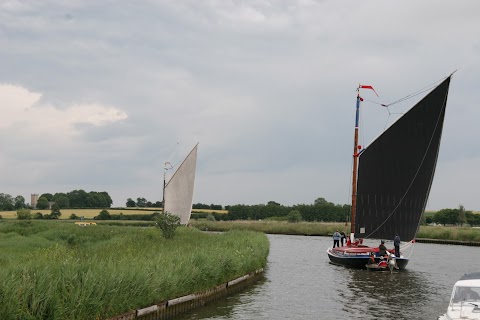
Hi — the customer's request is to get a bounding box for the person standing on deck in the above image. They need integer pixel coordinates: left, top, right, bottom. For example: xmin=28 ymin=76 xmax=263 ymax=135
xmin=340 ymin=231 xmax=346 ymax=247
xmin=394 ymin=234 xmax=401 ymax=257
xmin=332 ymin=230 xmax=341 ymax=248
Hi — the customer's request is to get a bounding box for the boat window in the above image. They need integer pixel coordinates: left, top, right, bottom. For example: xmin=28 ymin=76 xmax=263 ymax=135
xmin=452 ymin=286 xmax=480 ymax=302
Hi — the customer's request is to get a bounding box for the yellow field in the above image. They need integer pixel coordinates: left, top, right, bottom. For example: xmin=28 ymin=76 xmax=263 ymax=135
xmin=0 ymin=208 xmax=227 ymax=219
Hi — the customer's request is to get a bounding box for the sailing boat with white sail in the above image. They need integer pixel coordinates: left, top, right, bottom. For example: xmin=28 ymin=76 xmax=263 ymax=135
xmin=327 ymin=75 xmax=453 ymax=269
xmin=163 ymin=143 xmax=199 ymax=225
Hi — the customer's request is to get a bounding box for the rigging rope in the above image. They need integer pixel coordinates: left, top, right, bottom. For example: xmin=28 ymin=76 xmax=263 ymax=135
xmin=365 ymin=75 xmax=449 ymax=108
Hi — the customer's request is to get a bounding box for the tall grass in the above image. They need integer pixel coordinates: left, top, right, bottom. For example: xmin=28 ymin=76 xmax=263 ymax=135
xmin=417 ymin=225 xmax=480 ymax=241
xmin=191 ymin=220 xmax=480 ymax=242
xmin=192 ymin=220 xmax=349 ymax=236
xmin=0 ymin=220 xmax=269 ymax=320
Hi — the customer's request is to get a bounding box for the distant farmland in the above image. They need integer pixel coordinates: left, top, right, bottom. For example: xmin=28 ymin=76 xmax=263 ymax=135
xmin=0 ymin=208 xmax=227 ymax=219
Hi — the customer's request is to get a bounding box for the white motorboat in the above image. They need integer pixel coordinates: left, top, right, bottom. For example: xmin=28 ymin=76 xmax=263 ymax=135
xmin=439 ymin=273 xmax=480 ymax=320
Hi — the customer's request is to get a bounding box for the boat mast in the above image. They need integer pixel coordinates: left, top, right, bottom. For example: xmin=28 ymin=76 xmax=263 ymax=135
xmin=350 ymin=85 xmax=378 ymax=242
xmin=162 ymin=162 xmax=170 ymax=212
xmin=350 ymin=87 xmax=361 ymax=242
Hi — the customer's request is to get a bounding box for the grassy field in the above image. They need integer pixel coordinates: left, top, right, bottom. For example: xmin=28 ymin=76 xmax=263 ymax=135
xmin=0 ymin=220 xmax=269 ymax=320
xmin=191 ymin=220 xmax=480 ymax=242
xmin=0 ymin=208 xmax=227 ymax=219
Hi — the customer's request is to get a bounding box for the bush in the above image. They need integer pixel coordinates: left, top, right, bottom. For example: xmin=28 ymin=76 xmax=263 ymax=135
xmin=287 ymin=210 xmax=302 ymax=223
xmin=156 ymin=212 xmax=180 ymax=239
xmin=33 ymin=212 xmax=44 ymax=219
xmin=94 ymin=209 xmax=111 ymax=220
xmin=69 ymin=213 xmax=80 ymax=220
xmin=16 ymin=209 xmax=32 ymax=220
xmin=206 ymin=213 xmax=216 ymax=221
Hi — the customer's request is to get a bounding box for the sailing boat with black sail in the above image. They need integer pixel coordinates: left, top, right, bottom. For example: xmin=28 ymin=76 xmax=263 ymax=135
xmin=327 ymin=75 xmax=453 ymax=269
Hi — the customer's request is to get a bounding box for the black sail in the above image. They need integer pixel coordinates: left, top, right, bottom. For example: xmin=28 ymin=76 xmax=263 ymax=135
xmin=354 ymin=77 xmax=451 ymax=241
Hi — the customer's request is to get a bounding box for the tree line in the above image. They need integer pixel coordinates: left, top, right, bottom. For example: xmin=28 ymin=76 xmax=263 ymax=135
xmin=2 ymin=191 xmax=479 ymax=227
xmin=198 ymin=198 xmax=351 ymax=223
xmin=428 ymin=205 xmax=480 ymax=226
xmin=0 ymin=190 xmax=112 ymax=210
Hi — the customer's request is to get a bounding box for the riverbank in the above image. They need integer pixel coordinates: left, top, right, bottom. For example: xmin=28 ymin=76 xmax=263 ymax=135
xmin=0 ymin=220 xmax=269 ymax=320
xmin=190 ymin=220 xmax=480 ymax=243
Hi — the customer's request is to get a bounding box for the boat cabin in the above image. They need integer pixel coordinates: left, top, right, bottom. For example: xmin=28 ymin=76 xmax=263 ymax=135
xmin=443 ymin=274 xmax=480 ymax=320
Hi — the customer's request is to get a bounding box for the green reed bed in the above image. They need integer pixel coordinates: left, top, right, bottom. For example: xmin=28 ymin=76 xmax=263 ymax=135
xmin=192 ymin=220 xmax=349 ymax=236
xmin=192 ymin=220 xmax=480 ymax=242
xmin=0 ymin=220 xmax=269 ymax=320
xmin=417 ymin=225 xmax=480 ymax=242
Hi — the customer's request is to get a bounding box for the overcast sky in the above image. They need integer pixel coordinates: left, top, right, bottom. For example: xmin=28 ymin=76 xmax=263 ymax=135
xmin=1 ymin=1 xmax=479 ymax=210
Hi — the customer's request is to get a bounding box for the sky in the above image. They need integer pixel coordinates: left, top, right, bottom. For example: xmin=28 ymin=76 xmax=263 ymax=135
xmin=1 ymin=1 xmax=479 ymax=210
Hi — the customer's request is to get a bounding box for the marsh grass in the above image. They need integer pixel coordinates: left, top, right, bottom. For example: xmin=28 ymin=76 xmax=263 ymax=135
xmin=192 ymin=220 xmax=349 ymax=236
xmin=191 ymin=220 xmax=480 ymax=242
xmin=0 ymin=220 xmax=269 ymax=320
xmin=417 ymin=225 xmax=480 ymax=241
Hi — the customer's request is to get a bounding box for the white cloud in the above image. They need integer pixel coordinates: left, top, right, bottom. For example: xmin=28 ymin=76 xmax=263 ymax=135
xmin=0 ymin=84 xmax=127 ymax=135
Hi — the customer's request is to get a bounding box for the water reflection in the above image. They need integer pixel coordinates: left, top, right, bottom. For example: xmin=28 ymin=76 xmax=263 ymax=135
xmin=340 ymin=269 xmax=431 ymax=319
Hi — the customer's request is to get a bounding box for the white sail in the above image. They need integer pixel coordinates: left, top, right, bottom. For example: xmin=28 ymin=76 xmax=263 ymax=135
xmin=164 ymin=144 xmax=198 ymax=225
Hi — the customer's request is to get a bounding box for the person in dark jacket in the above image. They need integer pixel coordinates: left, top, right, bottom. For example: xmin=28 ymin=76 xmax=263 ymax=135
xmin=394 ymin=234 xmax=401 ymax=257
xmin=340 ymin=231 xmax=346 ymax=247
xmin=378 ymin=240 xmax=387 ymax=257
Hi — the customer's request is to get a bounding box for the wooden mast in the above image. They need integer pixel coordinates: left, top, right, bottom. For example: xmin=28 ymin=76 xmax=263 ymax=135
xmin=350 ymin=85 xmax=377 ymax=243
xmin=162 ymin=162 xmax=170 ymax=212
xmin=350 ymin=87 xmax=361 ymax=242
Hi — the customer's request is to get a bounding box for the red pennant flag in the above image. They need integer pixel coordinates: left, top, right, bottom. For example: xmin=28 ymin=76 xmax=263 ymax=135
xmin=359 ymin=85 xmax=379 ymax=97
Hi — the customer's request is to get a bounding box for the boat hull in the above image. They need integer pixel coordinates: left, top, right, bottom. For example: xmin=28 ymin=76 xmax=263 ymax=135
xmin=327 ymin=248 xmax=409 ymax=269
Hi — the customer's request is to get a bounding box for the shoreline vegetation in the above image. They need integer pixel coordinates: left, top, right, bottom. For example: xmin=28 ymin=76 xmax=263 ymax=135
xmin=0 ymin=220 xmax=269 ymax=320
xmin=190 ymin=220 xmax=480 ymax=243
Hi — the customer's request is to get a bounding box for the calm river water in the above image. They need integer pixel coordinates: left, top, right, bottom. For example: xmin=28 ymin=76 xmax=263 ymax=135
xmin=177 ymin=234 xmax=480 ymax=320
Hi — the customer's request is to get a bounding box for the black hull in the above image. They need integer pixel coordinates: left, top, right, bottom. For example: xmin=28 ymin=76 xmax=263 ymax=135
xmin=327 ymin=250 xmax=409 ymax=269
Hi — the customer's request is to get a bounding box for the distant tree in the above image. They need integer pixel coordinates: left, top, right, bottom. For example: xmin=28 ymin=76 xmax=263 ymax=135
xmin=314 ymin=197 xmax=334 ymax=206
xmin=54 ymin=193 xmax=70 ymax=209
xmin=267 ymin=201 xmax=280 ymax=206
xmin=287 ymin=210 xmax=302 ymax=223
xmin=153 ymin=201 xmax=162 ymax=208
xmin=0 ymin=193 xmax=14 ymax=211
xmin=40 ymin=193 xmax=54 ymax=201
xmin=425 ymin=216 xmax=433 ymax=225
xmin=69 ymin=213 xmax=79 ymax=220
xmin=458 ymin=205 xmax=466 ymax=226
xmin=47 ymin=203 xmax=61 ymax=219
xmin=433 ymin=208 xmax=459 ymax=226
xmin=97 ymin=191 xmax=113 ymax=207
xmin=14 ymin=195 xmax=26 ymax=209
xmin=67 ymin=189 xmax=87 ymax=208
xmin=466 ymin=211 xmax=480 ymax=227
xmin=94 ymin=209 xmax=111 ymax=220
xmin=136 ymin=197 xmax=147 ymax=207
xmin=36 ymin=196 xmax=50 ymax=209
xmin=126 ymin=198 xmax=136 ymax=207
xmin=16 ymin=208 xmax=32 ymax=220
